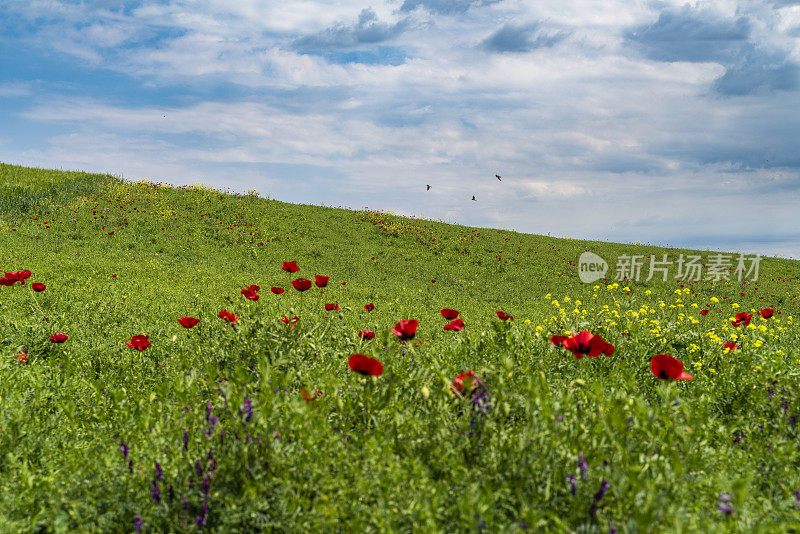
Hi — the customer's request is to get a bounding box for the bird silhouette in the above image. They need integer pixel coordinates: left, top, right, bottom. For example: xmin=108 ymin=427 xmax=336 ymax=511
xmin=495 ymin=174 xmax=501 ymax=181
xmin=426 ymin=184 xmax=431 ymax=191
xmin=472 ymin=195 xmax=476 ymax=201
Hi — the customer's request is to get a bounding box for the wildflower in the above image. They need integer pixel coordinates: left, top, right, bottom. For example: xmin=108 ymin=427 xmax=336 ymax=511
xmin=155 ymin=462 xmax=163 ymax=482
xmin=700 ymin=309 xmax=709 ymax=316
xmin=578 ymin=452 xmax=588 ymax=479
xmin=348 ymin=353 xmax=384 ymax=376
xmin=444 ymin=318 xmax=464 ymax=331
xmin=242 ymin=396 xmax=253 ymax=423
xmin=301 ymin=388 xmax=323 ymax=403
xmin=567 ymin=474 xmax=576 ymax=496
xmin=650 ymin=354 xmax=693 ymax=380
xmin=151 ymin=478 xmax=161 ymax=503
xmin=270 ymin=287 xmax=284 ymax=294
xmin=32 ymin=282 xmax=46 ymax=292
xmin=183 ymin=429 xmax=189 ymax=451
xmin=365 ymin=303 xmax=375 ymax=312
xmin=496 ymin=311 xmax=514 ymax=321
xmin=315 ymin=275 xmax=329 ymax=287
xmin=178 ymin=316 xmax=200 ymax=328
xmin=15 ymin=350 xmax=27 ymax=363
xmin=218 ymin=310 xmax=238 ymax=323
xmin=717 ymin=493 xmax=733 ymax=515
xmin=325 ymin=303 xmax=339 ymax=311
xmin=120 ymin=439 xmax=129 ymax=461
xmin=282 ymin=261 xmax=300 ymax=273
xmin=760 ymin=308 xmax=774 ymax=319
xmin=50 ymin=333 xmax=68 ymax=343
xmin=126 ymin=335 xmax=152 ymax=351
xmin=241 ymin=285 xmax=259 ymax=300
xmin=441 ymin=308 xmax=460 ymax=320
xmin=280 ymin=315 xmax=299 ymax=327
xmin=291 ymin=278 xmax=312 ymax=291
xmin=392 ymin=319 xmax=419 ymax=340
xmin=451 ymin=370 xmax=477 ymax=395
xmin=556 ymin=331 xmax=615 ymax=358
xmin=722 ymin=342 xmax=738 ymax=351
xmin=134 ymin=514 xmax=143 ymax=533
xmin=358 ymin=329 xmax=375 ymax=340
xmin=732 ymin=312 xmax=752 ymax=327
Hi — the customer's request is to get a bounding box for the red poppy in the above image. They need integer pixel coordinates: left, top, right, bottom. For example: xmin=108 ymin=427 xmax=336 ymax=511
xmin=359 ymin=329 xmax=376 ymax=340
xmin=722 ymin=342 xmax=738 ymax=350
xmin=558 ymin=331 xmax=615 ymax=358
xmin=700 ymin=309 xmax=709 ymax=316
xmin=218 ymin=310 xmax=238 ymax=323
xmin=392 ymin=319 xmax=419 ymax=340
xmin=348 ymin=353 xmax=384 ymax=376
xmin=270 ymin=287 xmax=284 ymax=294
xmin=16 ymin=350 xmax=27 ymax=363
xmin=178 ymin=316 xmax=200 ymax=328
xmin=451 ymin=370 xmax=477 ymax=395
xmin=280 ymin=315 xmax=299 ymax=326
xmin=496 ymin=311 xmax=514 ymax=321
xmin=0 ymin=277 xmax=14 ymax=286
xmin=759 ymin=308 xmax=774 ymax=319
xmin=50 ymin=333 xmax=68 ymax=343
xmin=31 ymin=283 xmax=46 ymax=292
xmin=441 ymin=308 xmax=460 ymax=320
xmin=731 ymin=312 xmax=752 ymax=327
xmin=291 ymin=278 xmax=312 ymax=291
xmin=549 ymin=335 xmax=569 ymax=346
xmin=126 ymin=335 xmax=152 ymax=351
xmin=444 ymin=318 xmax=464 ymax=331
xmin=241 ymin=287 xmax=259 ymax=301
xmin=301 ymin=388 xmax=323 ymax=403
xmin=650 ymin=354 xmax=692 ymax=380
xmin=282 ymin=261 xmax=300 ymax=273
xmin=315 ymin=275 xmax=329 ymax=287
xmin=325 ymin=303 xmax=339 ymax=311
xmin=365 ymin=303 xmax=375 ymax=312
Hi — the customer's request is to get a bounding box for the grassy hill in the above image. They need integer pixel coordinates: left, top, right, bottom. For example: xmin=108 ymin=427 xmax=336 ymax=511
xmin=1 ymin=161 xmax=800 ymax=532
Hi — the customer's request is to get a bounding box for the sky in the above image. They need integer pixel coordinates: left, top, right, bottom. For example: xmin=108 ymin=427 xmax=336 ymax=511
xmin=1 ymin=0 xmax=800 ymax=259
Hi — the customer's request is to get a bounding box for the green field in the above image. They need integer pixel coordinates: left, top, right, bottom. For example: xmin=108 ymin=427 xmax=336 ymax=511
xmin=1 ymin=161 xmax=800 ymax=532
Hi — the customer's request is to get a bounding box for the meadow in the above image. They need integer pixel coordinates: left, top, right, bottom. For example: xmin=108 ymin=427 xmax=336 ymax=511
xmin=1 ymin=161 xmax=800 ymax=532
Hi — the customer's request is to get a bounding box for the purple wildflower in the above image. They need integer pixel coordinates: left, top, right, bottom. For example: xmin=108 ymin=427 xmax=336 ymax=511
xmin=202 ymin=475 xmax=210 ymax=497
xmin=205 ymin=415 xmax=218 ymax=439
xmin=134 ymin=514 xmax=143 ymax=532
xmin=717 ymin=493 xmax=733 ymax=516
xmin=567 ymin=474 xmax=576 ymax=496
xmin=195 ymin=501 xmax=209 ymax=527
xmin=128 ymin=460 xmax=134 ymax=474
xmin=195 ymin=461 xmax=203 ymax=478
xmin=578 ymin=453 xmax=588 ymax=479
xmin=155 ymin=461 xmax=163 ymax=482
xmin=183 ymin=428 xmax=189 ymax=451
xmin=594 ymin=480 xmax=610 ymax=501
xmin=120 ymin=439 xmax=129 ymax=461
xmin=795 ymin=488 xmax=800 ymax=509
xmin=169 ymin=484 xmax=175 ymax=503
xmin=205 ymin=402 xmax=213 ymax=423
xmin=243 ymin=396 xmax=252 ymax=423
xmin=151 ymin=478 xmax=161 ymax=503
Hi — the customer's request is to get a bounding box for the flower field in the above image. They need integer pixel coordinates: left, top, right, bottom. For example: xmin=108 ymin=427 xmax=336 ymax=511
xmin=2 ymin=161 xmax=800 ymax=532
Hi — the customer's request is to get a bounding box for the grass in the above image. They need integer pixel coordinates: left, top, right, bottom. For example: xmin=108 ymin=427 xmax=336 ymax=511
xmin=1 ymin=160 xmax=800 ymax=532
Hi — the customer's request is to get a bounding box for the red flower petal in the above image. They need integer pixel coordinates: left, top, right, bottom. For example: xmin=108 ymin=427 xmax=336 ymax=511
xmin=441 ymin=308 xmax=460 ymax=320
xmin=348 ymin=353 xmax=383 ymax=376
xmin=392 ymin=319 xmax=419 ymax=340
xmin=179 ymin=316 xmax=200 ymax=328
xmin=291 ymin=278 xmax=312 ymax=291
xmin=315 ymin=275 xmax=329 ymax=287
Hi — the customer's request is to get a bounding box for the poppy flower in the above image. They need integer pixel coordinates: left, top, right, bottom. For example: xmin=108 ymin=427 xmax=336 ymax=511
xmin=722 ymin=342 xmax=739 ymax=350
xmin=650 ymin=354 xmax=692 ymax=380
xmin=444 ymin=318 xmax=464 ymax=331
xmin=558 ymin=331 xmax=615 ymax=359
xmin=325 ymin=303 xmax=339 ymax=311
xmin=50 ymin=333 xmax=68 ymax=343
xmin=0 ymin=277 xmax=14 ymax=286
xmin=270 ymin=287 xmax=284 ymax=294
xmin=451 ymin=370 xmax=477 ymax=395
xmin=700 ymin=309 xmax=709 ymax=316
xmin=31 ymin=283 xmax=46 ymax=292
xmin=179 ymin=317 xmax=200 ymax=328
xmin=441 ymin=308 xmax=459 ymax=320
xmin=496 ymin=311 xmax=514 ymax=321
xmin=365 ymin=303 xmax=375 ymax=312
xmin=126 ymin=335 xmax=152 ymax=351
xmin=241 ymin=287 xmax=259 ymax=301
xmin=301 ymin=388 xmax=323 ymax=403
xmin=759 ymin=308 xmax=774 ymax=319
xmin=359 ymin=329 xmax=375 ymax=340
xmin=218 ymin=310 xmax=238 ymax=323
xmin=291 ymin=278 xmax=312 ymax=291
xmin=731 ymin=312 xmax=752 ymax=327
xmin=16 ymin=350 xmax=27 ymax=363
xmin=392 ymin=319 xmax=419 ymax=340
xmin=348 ymin=353 xmax=384 ymax=376
xmin=549 ymin=335 xmax=569 ymax=347
xmin=315 ymin=275 xmax=329 ymax=287
xmin=282 ymin=261 xmax=300 ymax=273
xmin=280 ymin=315 xmax=299 ymax=326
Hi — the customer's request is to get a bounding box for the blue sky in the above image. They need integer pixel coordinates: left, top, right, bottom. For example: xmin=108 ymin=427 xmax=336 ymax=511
xmin=2 ymin=0 xmax=800 ymax=258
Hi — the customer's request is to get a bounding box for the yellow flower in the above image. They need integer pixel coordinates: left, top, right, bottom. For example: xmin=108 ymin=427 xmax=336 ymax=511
xmin=753 ymin=340 xmax=764 ymax=348
xmin=693 ymin=361 xmax=702 ymax=369
xmin=731 ymin=303 xmax=739 ymax=309
xmin=691 ymin=303 xmax=698 ymax=308
xmin=545 ymin=293 xmax=551 ymax=299
xmin=622 ymin=286 xmax=630 ymax=292
xmin=552 ymin=300 xmax=560 ymax=307
xmin=535 ymin=325 xmax=542 ymax=333
xmin=645 ymin=290 xmax=652 ymax=295
xmin=710 ymin=297 xmax=719 ymax=303
xmin=709 ymin=368 xmax=717 ymax=374
xmin=674 ymin=289 xmax=682 ymax=294
xmin=524 ymin=319 xmax=531 ymax=324
xmin=564 ymin=296 xmax=570 ymax=302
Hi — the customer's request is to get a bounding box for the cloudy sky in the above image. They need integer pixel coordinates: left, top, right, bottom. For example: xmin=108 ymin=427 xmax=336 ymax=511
xmin=2 ymin=0 xmax=799 ymax=258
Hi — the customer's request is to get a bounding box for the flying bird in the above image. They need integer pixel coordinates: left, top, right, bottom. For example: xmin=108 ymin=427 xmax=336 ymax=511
xmin=472 ymin=195 xmax=476 ymax=201
xmin=495 ymin=174 xmax=501 ymax=181
xmin=426 ymin=184 xmax=431 ymax=191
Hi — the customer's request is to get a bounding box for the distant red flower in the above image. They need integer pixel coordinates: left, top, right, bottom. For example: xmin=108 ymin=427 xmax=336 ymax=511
xmin=759 ymin=308 xmax=774 ymax=319
xmin=549 ymin=335 xmax=569 ymax=347
xmin=16 ymin=350 xmax=27 ymax=363
xmin=325 ymin=303 xmax=340 ymax=311
xmin=107 ymin=231 xmax=114 ymax=235
xmin=282 ymin=261 xmax=300 ymax=273
xmin=441 ymin=308 xmax=459 ymax=320
xmin=315 ymin=275 xmax=329 ymax=287
xmin=0 ymin=277 xmax=14 ymax=286
xmin=218 ymin=310 xmax=238 ymax=323
xmin=731 ymin=312 xmax=752 ymax=327
xmin=444 ymin=318 xmax=464 ymax=331
xmin=365 ymin=303 xmax=375 ymax=312
xmin=280 ymin=315 xmax=299 ymax=327
xmin=301 ymin=388 xmax=323 ymax=403
xmin=32 ymin=283 xmax=46 ymax=292
xmin=650 ymin=354 xmax=692 ymax=380
xmin=270 ymin=287 xmax=284 ymax=294
xmin=178 ymin=316 xmax=200 ymax=328
xmin=431 ymin=279 xmax=436 ymax=283
xmin=341 ymin=282 xmax=346 ymax=285
xmin=50 ymin=333 xmax=68 ymax=343
xmin=451 ymin=370 xmax=477 ymax=395
xmin=241 ymin=287 xmax=259 ymax=300
xmin=722 ymin=342 xmax=739 ymax=350
xmin=348 ymin=353 xmax=384 ymax=376
xmin=111 ymin=274 xmax=117 ymax=278
xmin=20 ymin=270 xmax=31 ymax=281
xmin=392 ymin=319 xmax=419 ymax=340
xmin=359 ymin=329 xmax=376 ymax=340
xmin=558 ymin=331 xmax=615 ymax=359
xmin=496 ymin=311 xmax=514 ymax=321
xmin=126 ymin=335 xmax=152 ymax=351
xmin=700 ymin=309 xmax=709 ymax=316
xmin=291 ymin=278 xmax=312 ymax=291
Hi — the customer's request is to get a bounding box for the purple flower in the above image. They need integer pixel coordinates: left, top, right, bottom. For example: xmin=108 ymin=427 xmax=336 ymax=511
xmin=206 ymin=402 xmax=213 ymax=423
xmin=717 ymin=502 xmax=733 ymax=515
xmin=567 ymin=474 xmax=576 ymax=496
xmin=195 ymin=461 xmax=203 ymax=478
xmin=243 ymin=396 xmax=253 ymax=423
xmin=155 ymin=461 xmax=163 ymax=482
xmin=183 ymin=428 xmax=189 ymax=451
xmin=120 ymin=439 xmax=129 ymax=461
xmin=205 ymin=415 xmax=219 ymax=438
xmin=594 ymin=480 xmax=610 ymax=501
xmin=151 ymin=478 xmax=161 ymax=503
xmin=578 ymin=453 xmax=588 ymax=479
xmin=128 ymin=460 xmax=134 ymax=474
xmin=202 ymin=475 xmax=210 ymax=497
xmin=195 ymin=501 xmax=209 ymax=527
xmin=169 ymin=484 xmax=175 ymax=503
xmin=134 ymin=514 xmax=143 ymax=532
